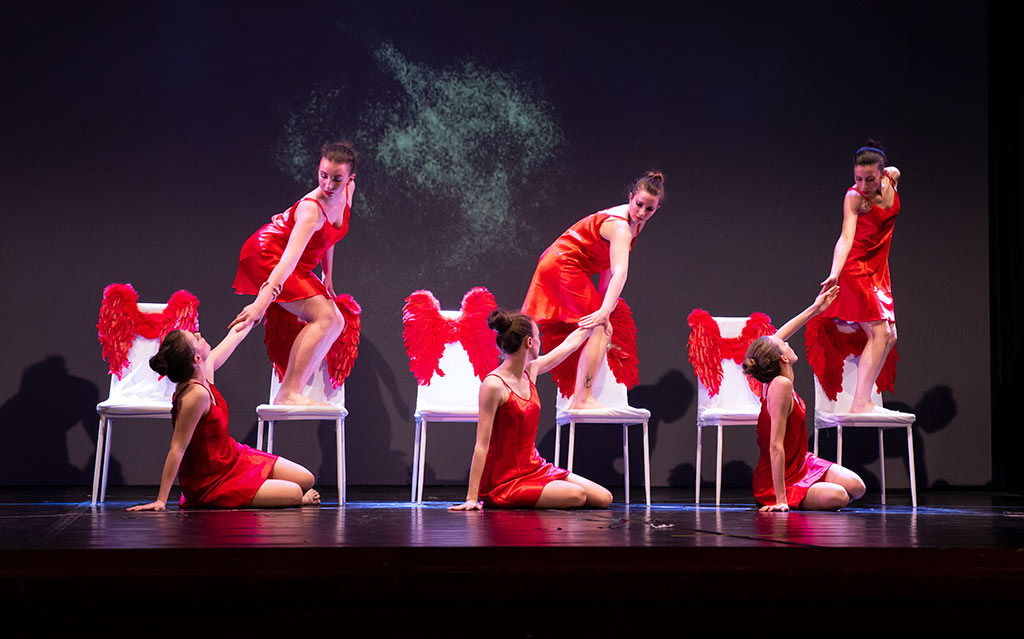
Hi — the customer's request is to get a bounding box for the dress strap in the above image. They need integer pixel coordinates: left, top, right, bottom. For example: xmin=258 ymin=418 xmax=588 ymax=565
xmin=299 ymin=197 xmax=328 ymax=218
xmin=485 ymin=372 xmax=513 ymax=392
xmin=179 ymin=380 xmax=216 ymax=405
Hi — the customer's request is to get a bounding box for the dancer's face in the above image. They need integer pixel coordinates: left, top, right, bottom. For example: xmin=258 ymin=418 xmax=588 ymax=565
xmin=853 ymin=163 xmax=883 ymax=195
xmin=318 ymin=158 xmax=354 ymax=199
xmin=769 ymin=335 xmax=797 ymax=365
xmin=186 ymin=331 xmax=210 ymax=362
xmin=627 ymin=190 xmax=660 ymax=226
xmin=528 ymin=322 xmax=541 ymax=359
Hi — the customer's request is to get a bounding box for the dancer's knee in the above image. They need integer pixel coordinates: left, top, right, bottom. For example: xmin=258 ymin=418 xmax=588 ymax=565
xmin=847 ymin=475 xmax=866 ymax=501
xmin=592 ymin=486 xmax=613 ymax=508
xmin=325 ymin=306 xmax=345 ymax=338
xmin=823 ymin=485 xmax=851 ymax=510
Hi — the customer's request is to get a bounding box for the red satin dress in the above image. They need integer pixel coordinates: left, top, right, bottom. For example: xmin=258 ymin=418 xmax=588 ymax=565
xmin=479 ymin=374 xmax=570 ymax=508
xmin=752 ymin=383 xmax=833 ymax=508
xmin=521 ymin=207 xmax=635 ymax=324
xmin=823 ymin=174 xmax=900 ymax=323
xmin=175 ymin=382 xmax=278 ymax=508
xmin=233 ymin=197 xmax=349 ymax=303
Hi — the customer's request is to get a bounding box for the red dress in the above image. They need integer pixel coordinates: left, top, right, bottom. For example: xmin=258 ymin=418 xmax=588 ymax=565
xmin=233 ymin=197 xmax=350 ymax=303
xmin=479 ymin=374 xmax=570 ymax=508
xmin=823 ymin=175 xmax=900 ymax=323
xmin=521 ymin=206 xmax=635 ymax=324
xmin=752 ymin=383 xmax=833 ymax=508
xmin=174 ymin=381 xmax=278 ymax=508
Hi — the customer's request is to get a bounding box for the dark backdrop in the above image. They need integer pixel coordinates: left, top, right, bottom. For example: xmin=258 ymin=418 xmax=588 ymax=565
xmin=0 ymin=2 xmax=992 ymax=492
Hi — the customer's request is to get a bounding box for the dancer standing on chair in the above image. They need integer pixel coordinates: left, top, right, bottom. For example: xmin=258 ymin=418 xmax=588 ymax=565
xmin=128 ymin=325 xmax=319 ymax=511
xmin=820 ymin=140 xmax=900 ymax=414
xmin=231 ymin=141 xmax=356 ymax=406
xmin=450 ymin=310 xmax=613 ymax=510
xmin=522 ymin=171 xmax=664 ymax=409
xmin=743 ymin=286 xmax=866 ymax=512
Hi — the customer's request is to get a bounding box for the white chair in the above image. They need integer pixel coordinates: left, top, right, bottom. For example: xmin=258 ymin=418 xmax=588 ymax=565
xmin=553 ymin=355 xmax=651 ymax=506
xmin=812 ymin=354 xmax=917 ymax=507
xmin=694 ymin=317 xmax=763 ymax=506
xmin=93 ymin=303 xmax=177 ymax=505
xmin=410 ymin=311 xmax=483 ymax=503
xmin=256 ymin=361 xmax=348 ymax=504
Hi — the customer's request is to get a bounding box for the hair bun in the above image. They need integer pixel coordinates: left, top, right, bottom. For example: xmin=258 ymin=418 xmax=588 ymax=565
xmin=487 ymin=309 xmax=512 ymax=334
xmin=149 ymin=353 xmax=168 ymax=376
xmin=646 ymin=171 xmax=665 ymax=185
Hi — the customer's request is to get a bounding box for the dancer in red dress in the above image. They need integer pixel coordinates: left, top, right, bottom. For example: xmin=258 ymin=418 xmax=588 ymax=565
xmin=743 ymin=287 xmax=866 ymax=511
xmin=820 ymin=140 xmax=900 ymax=413
xmin=450 ymin=310 xmax=613 ymax=510
xmin=522 ymin=171 xmax=664 ymax=409
xmin=231 ymin=141 xmax=356 ymax=406
xmin=128 ymin=323 xmax=319 ymax=511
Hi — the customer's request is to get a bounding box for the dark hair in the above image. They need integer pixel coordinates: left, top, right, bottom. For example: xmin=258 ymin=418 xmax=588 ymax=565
xmin=854 ymin=139 xmax=886 ymax=170
xmin=629 ymin=171 xmax=666 ymax=202
xmin=742 ymin=336 xmax=782 ymax=384
xmin=321 ymin=141 xmax=357 ymax=172
xmin=149 ymin=330 xmax=195 ymax=384
xmin=487 ymin=309 xmax=535 ymax=354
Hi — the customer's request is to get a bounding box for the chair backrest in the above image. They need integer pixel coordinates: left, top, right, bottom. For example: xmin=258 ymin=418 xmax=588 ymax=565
xmin=106 ymin=303 xmax=177 ymax=403
xmin=269 ymin=359 xmax=346 ymax=407
xmin=813 ymin=354 xmax=882 ymax=415
xmin=555 ymin=354 xmax=630 ymax=411
xmin=695 ymin=316 xmax=761 ymax=417
xmin=414 ymin=311 xmax=481 ymax=412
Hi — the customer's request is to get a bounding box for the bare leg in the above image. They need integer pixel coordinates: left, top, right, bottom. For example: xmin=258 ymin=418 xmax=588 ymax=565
xmin=250 ymin=458 xmax=320 ymax=507
xmin=274 ymin=296 xmax=345 ymax=406
xmin=268 ymin=456 xmax=315 ymax=492
xmin=535 ymin=473 xmax=612 ymax=509
xmin=570 ymin=320 xmax=612 ymax=410
xmin=800 ymin=465 xmax=866 ymax=510
xmin=850 ymin=320 xmax=897 ymax=413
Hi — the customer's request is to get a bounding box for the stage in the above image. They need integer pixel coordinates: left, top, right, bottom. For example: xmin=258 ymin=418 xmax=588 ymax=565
xmin=3 ymin=486 xmax=1023 ymax=630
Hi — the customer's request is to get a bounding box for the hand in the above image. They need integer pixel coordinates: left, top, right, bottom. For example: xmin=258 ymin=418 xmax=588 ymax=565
xmin=759 ymin=502 xmax=790 ymax=513
xmin=578 ymin=309 xmax=609 ymax=330
xmin=448 ymin=500 xmax=483 ymax=511
xmin=819 ymin=275 xmax=839 ymax=291
xmin=228 ymin=301 xmax=266 ymax=332
xmin=127 ymin=500 xmax=166 ymax=512
xmin=813 ymin=285 xmax=840 ymax=313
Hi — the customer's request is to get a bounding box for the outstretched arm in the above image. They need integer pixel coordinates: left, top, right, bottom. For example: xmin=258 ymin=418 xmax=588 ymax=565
xmin=530 ymin=326 xmax=594 ymax=378
xmin=205 ymin=321 xmax=256 ymax=379
xmin=580 ymin=221 xmax=631 ymax=329
xmin=760 ymin=377 xmax=794 ymax=513
xmin=127 ymin=387 xmax=206 ymax=511
xmin=229 ymin=200 xmax=323 ymax=330
xmin=821 ymin=193 xmax=861 ymax=290
xmin=774 ymin=285 xmax=839 ymax=342
xmin=450 ymin=378 xmax=503 ymax=511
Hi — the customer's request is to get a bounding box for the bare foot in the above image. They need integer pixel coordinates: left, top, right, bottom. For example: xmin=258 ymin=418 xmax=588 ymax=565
xmin=273 ymin=391 xmax=331 ymax=407
xmin=849 ymin=403 xmax=893 ymax=415
xmin=301 ymin=488 xmax=321 ymax=505
xmin=569 ymin=396 xmax=607 ymax=410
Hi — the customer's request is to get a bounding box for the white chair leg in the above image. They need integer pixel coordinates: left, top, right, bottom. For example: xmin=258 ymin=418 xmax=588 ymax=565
xmin=813 ymin=427 xmax=819 ymax=456
xmin=622 ymin=424 xmax=630 ymax=505
xmin=642 ymin=421 xmax=651 ymax=507
xmin=100 ymin=419 xmax=114 ymax=503
xmin=837 ymin=426 xmax=844 ymax=466
xmin=336 ymin=417 xmax=346 ymax=505
xmin=695 ymin=425 xmax=703 ymax=504
xmin=257 ymin=418 xmax=264 ymax=451
xmin=417 ymin=420 xmax=428 ymax=503
xmin=267 ymin=422 xmax=275 ymax=454
xmin=907 ymin=425 xmax=918 ymax=508
xmin=92 ymin=416 xmax=107 ymax=506
xmin=567 ymin=422 xmax=576 ymax=472
xmin=411 ymin=419 xmax=422 ymax=502
xmin=878 ymin=428 xmax=887 ymax=505
xmin=554 ymin=422 xmax=562 ymax=468
xmin=715 ymin=425 xmax=723 ymax=506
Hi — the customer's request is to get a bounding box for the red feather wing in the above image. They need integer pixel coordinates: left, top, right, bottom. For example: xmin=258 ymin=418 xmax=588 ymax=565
xmin=540 ymin=322 xmax=577 ymax=399
xmin=456 ymin=287 xmax=500 ymax=381
xmin=97 ymin=283 xmax=140 ymax=379
xmin=402 ymin=290 xmax=447 ymax=385
xmin=686 ymin=308 xmax=723 ymax=396
xmin=607 ymin=299 xmax=639 ymax=389
xmin=326 ymin=294 xmax=362 ymax=388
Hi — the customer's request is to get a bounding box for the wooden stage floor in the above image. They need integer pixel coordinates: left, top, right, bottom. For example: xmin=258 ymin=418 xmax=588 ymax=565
xmin=3 ymin=486 xmax=1023 ymax=630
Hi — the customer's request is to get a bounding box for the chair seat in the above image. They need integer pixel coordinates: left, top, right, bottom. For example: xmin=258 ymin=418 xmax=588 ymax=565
xmin=415 ymin=406 xmax=480 ymax=420
xmin=256 ymin=403 xmax=348 ymax=420
xmin=814 ymin=409 xmax=916 ymax=428
xmin=556 ymin=405 xmax=651 ymax=423
xmin=96 ymin=399 xmax=172 ymax=417
xmin=697 ymin=407 xmax=760 ymax=426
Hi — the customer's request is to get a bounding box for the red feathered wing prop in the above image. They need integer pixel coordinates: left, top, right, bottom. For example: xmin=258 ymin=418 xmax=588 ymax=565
xmin=804 ymin=316 xmax=898 ymax=400
xmin=686 ymin=309 xmax=775 ymax=397
xmin=97 ymin=283 xmax=200 ymax=379
xmin=264 ymin=294 xmax=361 ymax=389
xmin=541 ymin=299 xmax=640 ymax=399
xmin=402 ymin=287 xmax=500 ymax=385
